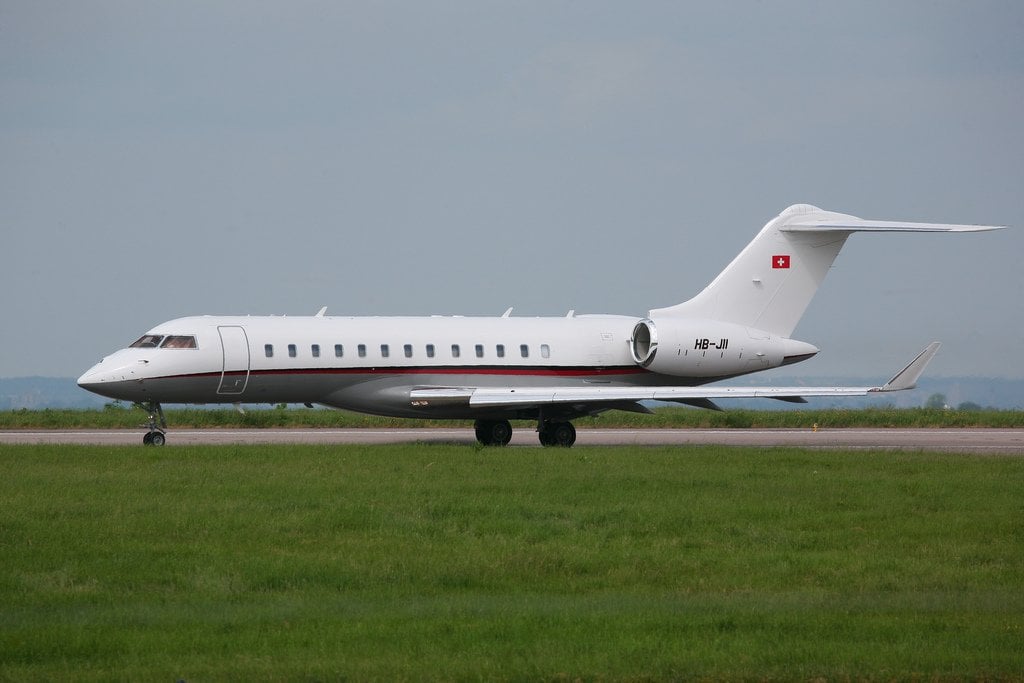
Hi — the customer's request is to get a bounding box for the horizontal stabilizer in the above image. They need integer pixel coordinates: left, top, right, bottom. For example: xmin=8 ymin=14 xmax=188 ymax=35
xmin=782 ymin=218 xmax=1004 ymax=233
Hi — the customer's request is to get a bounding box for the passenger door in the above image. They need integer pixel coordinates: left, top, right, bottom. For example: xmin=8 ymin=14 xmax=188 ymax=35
xmin=217 ymin=326 xmax=250 ymax=395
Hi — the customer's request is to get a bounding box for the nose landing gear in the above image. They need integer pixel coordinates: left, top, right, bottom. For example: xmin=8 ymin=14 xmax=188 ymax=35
xmin=136 ymin=401 xmax=167 ymax=446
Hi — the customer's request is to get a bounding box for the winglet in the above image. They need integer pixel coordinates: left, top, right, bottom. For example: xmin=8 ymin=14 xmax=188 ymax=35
xmin=876 ymin=342 xmax=941 ymax=392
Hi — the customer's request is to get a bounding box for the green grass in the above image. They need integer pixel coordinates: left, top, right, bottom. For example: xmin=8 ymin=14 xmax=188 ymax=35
xmin=1 ymin=444 xmax=1022 ymax=680
xmin=3 ymin=405 xmax=1023 ymax=429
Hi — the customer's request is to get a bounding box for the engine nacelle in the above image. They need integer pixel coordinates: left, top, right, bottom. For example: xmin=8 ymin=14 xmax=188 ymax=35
xmin=630 ymin=317 xmax=816 ymax=378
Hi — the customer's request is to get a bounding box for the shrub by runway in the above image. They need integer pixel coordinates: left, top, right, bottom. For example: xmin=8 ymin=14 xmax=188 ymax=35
xmin=1 ymin=444 xmax=1021 ymax=680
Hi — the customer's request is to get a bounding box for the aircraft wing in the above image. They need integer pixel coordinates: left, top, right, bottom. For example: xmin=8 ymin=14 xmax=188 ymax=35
xmin=410 ymin=343 xmax=940 ymax=410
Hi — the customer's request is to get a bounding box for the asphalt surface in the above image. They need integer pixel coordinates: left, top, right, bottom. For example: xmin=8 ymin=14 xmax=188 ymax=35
xmin=1 ymin=428 xmax=1022 ymax=453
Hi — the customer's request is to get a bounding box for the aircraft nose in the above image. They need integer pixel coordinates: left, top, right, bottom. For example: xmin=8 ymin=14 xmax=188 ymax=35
xmin=77 ymin=363 xmax=108 ymax=391
xmin=77 ymin=356 xmax=149 ymax=398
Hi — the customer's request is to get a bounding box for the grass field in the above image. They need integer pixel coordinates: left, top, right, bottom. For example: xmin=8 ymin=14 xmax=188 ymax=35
xmin=1 ymin=444 xmax=1022 ymax=680
xmin=3 ymin=405 xmax=1023 ymax=429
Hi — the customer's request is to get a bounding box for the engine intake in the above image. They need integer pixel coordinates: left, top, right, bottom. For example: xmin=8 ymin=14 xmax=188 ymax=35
xmin=630 ymin=319 xmax=658 ymax=367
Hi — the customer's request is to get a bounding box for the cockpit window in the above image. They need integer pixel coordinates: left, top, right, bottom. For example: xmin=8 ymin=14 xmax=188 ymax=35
xmin=160 ymin=335 xmax=198 ymax=349
xmin=129 ymin=335 xmax=164 ymax=348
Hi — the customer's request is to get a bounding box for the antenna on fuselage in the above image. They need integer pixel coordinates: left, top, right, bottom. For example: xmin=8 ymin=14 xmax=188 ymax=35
xmin=315 ymin=306 xmax=327 ymax=317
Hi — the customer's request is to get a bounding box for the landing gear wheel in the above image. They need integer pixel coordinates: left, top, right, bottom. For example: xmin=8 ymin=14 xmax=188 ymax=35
xmin=143 ymin=431 xmax=166 ymax=446
xmin=538 ymin=421 xmax=576 ymax=447
xmin=474 ymin=419 xmax=513 ymax=446
xmin=552 ymin=421 xmax=576 ymax=447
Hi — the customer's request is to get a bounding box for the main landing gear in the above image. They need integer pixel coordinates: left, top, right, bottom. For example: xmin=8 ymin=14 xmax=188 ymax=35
xmin=474 ymin=419 xmax=513 ymax=447
xmin=136 ymin=401 xmax=167 ymax=446
xmin=537 ymin=420 xmax=576 ymax=447
xmin=473 ymin=419 xmax=578 ymax=447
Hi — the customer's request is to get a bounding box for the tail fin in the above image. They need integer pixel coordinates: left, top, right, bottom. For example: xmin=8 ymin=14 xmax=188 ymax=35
xmin=650 ymin=204 xmax=1002 ymax=337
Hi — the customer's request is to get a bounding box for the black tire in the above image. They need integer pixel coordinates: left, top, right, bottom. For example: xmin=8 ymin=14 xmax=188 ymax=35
xmin=489 ymin=420 xmax=513 ymax=446
xmin=552 ymin=422 xmax=576 ymax=447
xmin=147 ymin=431 xmax=166 ymax=447
xmin=538 ymin=427 xmax=557 ymax=447
xmin=475 ymin=419 xmax=513 ymax=446
xmin=143 ymin=432 xmax=153 ymax=446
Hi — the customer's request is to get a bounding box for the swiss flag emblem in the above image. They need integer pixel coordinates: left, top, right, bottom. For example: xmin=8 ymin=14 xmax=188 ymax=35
xmin=772 ymin=254 xmax=791 ymax=269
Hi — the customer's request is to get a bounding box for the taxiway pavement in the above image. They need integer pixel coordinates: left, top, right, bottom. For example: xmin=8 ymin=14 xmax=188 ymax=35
xmin=1 ymin=428 xmax=1021 ymax=454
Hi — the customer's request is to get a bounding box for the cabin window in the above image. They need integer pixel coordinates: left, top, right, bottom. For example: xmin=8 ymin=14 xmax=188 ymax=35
xmin=475 ymin=344 xmax=484 ymax=358
xmin=451 ymin=344 xmax=460 ymax=358
xmin=265 ymin=344 xmax=274 ymax=358
xmin=160 ymin=335 xmax=197 ymax=349
xmin=335 ymin=344 xmax=344 ymax=357
xmin=404 ymin=344 xmax=413 ymax=358
xmin=358 ymin=344 xmax=367 ymax=358
xmin=520 ymin=344 xmax=529 ymax=358
xmin=426 ymin=344 xmax=435 ymax=358
xmin=540 ymin=344 xmax=550 ymax=359
xmin=380 ymin=344 xmax=389 ymax=358
xmin=130 ymin=335 xmax=163 ymax=348
xmin=288 ymin=344 xmax=297 ymax=358
xmin=496 ymin=344 xmax=505 ymax=358
xmin=311 ymin=344 xmax=320 ymax=358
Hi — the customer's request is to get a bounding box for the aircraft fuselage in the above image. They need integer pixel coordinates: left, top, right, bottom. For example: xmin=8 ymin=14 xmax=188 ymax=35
xmin=78 ymin=314 xmax=812 ymax=419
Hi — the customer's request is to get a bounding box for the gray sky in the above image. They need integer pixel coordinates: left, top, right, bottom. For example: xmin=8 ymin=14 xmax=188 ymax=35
xmin=2 ymin=1 xmax=1022 ymax=379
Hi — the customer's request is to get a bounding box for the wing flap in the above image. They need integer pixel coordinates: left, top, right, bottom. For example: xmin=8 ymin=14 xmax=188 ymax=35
xmin=461 ymin=384 xmax=878 ymax=408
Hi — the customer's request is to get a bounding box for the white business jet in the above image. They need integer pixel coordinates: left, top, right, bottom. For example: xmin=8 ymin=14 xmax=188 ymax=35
xmin=78 ymin=204 xmax=1001 ymax=447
